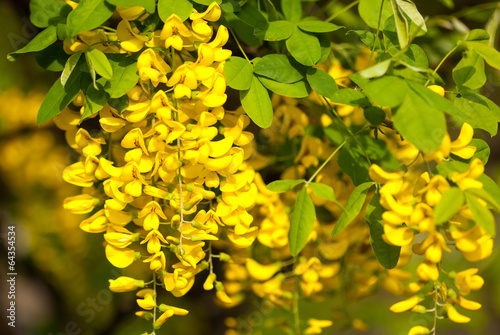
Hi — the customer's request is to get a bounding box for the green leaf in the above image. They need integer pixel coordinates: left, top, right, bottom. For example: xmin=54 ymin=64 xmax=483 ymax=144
xmin=317 ymin=32 xmax=332 ymax=65
xmin=465 ymin=40 xmax=500 ymax=71
xmin=106 ymin=55 xmax=140 ymax=98
xmin=366 ymin=192 xmax=401 ymax=269
xmin=364 ymin=107 xmax=386 ymax=126
xmin=223 ymin=56 xmax=253 ymax=90
xmin=331 ymin=182 xmax=373 ymax=237
xmin=359 ymin=59 xmax=392 ymax=79
xmin=349 ymin=73 xmax=371 ymax=91
xmin=240 ymin=76 xmax=273 ymax=128
xmin=465 ymin=193 xmax=496 ymax=237
xmin=389 ymin=1 xmax=409 ymax=49
xmin=329 ymin=89 xmax=371 ymax=107
xmin=407 ymin=82 xmax=466 ymax=120
xmin=286 ymin=27 xmax=321 ymax=66
xmin=453 ymin=51 xmax=486 ymax=91
xmin=282 ymin=0 xmax=302 ymax=23
xmin=220 ymin=0 xmax=240 ymax=13
xmin=479 ymin=174 xmax=500 ymax=207
xmin=267 ymin=179 xmax=306 ymax=193
xmin=465 ymin=29 xmax=490 ymax=43
xmin=253 ymin=54 xmax=305 ymax=84
xmin=66 ymin=0 xmax=115 ymax=37
xmin=289 ymin=187 xmax=316 ymax=256
xmin=106 ymin=0 xmax=156 ymax=13
xmin=7 ymin=25 xmax=57 ymax=61
xmin=257 ymin=77 xmax=311 ymax=98
xmin=254 ymin=21 xmax=293 ymax=41
xmin=235 ymin=3 xmax=268 ymax=29
xmin=158 ymin=0 xmax=192 ymax=22
xmin=338 ymin=145 xmax=371 ymax=186
xmin=224 ymin=13 xmax=262 ymax=47
xmin=30 ymin=0 xmax=71 ymax=28
xmin=465 ymin=188 xmax=500 ymax=214
xmin=309 ymin=183 xmax=336 ymax=201
xmin=359 ymin=0 xmax=393 ymax=29
xmin=35 ymin=44 xmax=69 ymax=72
xmin=395 ymin=0 xmax=427 ymax=32
xmin=393 ymin=89 xmax=446 ymax=152
xmin=349 ymin=30 xmax=384 ymax=51
xmin=391 ymin=44 xmax=429 ymax=68
xmin=86 ymin=48 xmax=113 ymax=81
xmin=454 ymin=93 xmax=500 ymax=136
xmin=37 ymin=70 xmax=82 ymax=126
xmin=61 ymin=51 xmax=83 ymax=86
xmin=364 ymin=76 xmax=409 ymax=108
xmin=297 ymin=19 xmax=343 ymax=33
xmin=306 ymin=68 xmax=338 ymax=99
xmin=82 ymin=82 xmax=109 ymax=120
xmin=434 ymin=187 xmax=465 ymax=225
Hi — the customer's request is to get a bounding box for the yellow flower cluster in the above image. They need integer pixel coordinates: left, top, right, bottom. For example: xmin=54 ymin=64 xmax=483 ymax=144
xmin=58 ymin=2 xmax=266 ymax=330
xmin=370 ymin=111 xmax=493 ymax=332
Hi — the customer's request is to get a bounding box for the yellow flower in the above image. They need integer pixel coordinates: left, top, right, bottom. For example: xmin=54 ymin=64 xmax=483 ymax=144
xmin=203 ymin=273 xmax=217 ymax=291
xmin=138 ymin=201 xmax=168 ymax=231
xmin=117 ymin=20 xmax=149 ymax=52
xmin=451 ymin=225 xmax=493 ymax=262
xmin=99 ymin=105 xmax=127 ymax=132
xmin=63 ymin=162 xmax=94 ymax=187
xmin=155 ymin=309 xmax=174 ymax=326
xmin=160 ymin=14 xmax=192 ymax=50
xmin=383 ymin=224 xmax=414 ymax=247
xmin=104 ymin=232 xmax=139 ymax=248
xmin=137 ymin=49 xmax=171 ymax=87
xmin=105 ymin=244 xmax=139 ymax=268
xmin=416 ymin=262 xmax=439 ymax=282
xmin=451 ymin=158 xmax=484 ymax=190
xmin=456 ymin=296 xmax=481 ymax=311
xmin=412 ymin=231 xmax=451 ymax=263
xmin=63 ymin=194 xmax=99 ymax=214
xmin=304 ymin=319 xmax=333 ymax=334
xmin=80 ymin=210 xmax=108 ymax=233
xmin=116 ymin=6 xmax=146 ymax=21
xmin=144 ymin=251 xmax=167 ymax=271
xmin=408 ymin=326 xmax=430 ymax=335
xmin=137 ymin=292 xmax=156 ymax=310
xmin=197 ymin=72 xmax=228 ymax=107
xmin=167 ymin=63 xmax=198 ymax=99
xmin=454 ymin=268 xmax=484 ymax=296
xmin=190 ymin=2 xmax=222 ymax=21
xmin=389 ymin=295 xmax=422 ymax=313
xmin=450 ymin=123 xmax=476 ymax=159
xmin=245 ymin=259 xmax=281 ymax=281
xmin=141 ymin=229 xmax=168 ymax=254
xmin=109 ymin=276 xmax=144 ymax=292
xmin=445 ymin=304 xmax=470 ymax=323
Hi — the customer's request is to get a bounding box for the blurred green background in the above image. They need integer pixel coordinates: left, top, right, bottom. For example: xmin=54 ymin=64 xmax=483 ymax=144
xmin=0 ymin=1 xmax=499 ymax=335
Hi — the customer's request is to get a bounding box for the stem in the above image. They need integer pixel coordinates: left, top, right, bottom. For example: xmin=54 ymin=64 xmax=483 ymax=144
xmin=292 ymin=258 xmax=301 ymax=335
xmin=177 ymin=135 xmax=185 ymax=253
xmin=229 ymin=28 xmax=250 ymax=62
xmin=321 ymin=96 xmax=372 ymax=166
xmin=305 ymin=126 xmax=368 ymax=187
xmin=326 ymin=0 xmax=360 ymax=22
xmin=152 ymin=272 xmax=157 ymax=335
xmin=425 ymin=45 xmax=459 ymax=86
xmin=368 ymin=0 xmax=385 ymax=67
xmin=431 ymin=281 xmax=439 ymax=335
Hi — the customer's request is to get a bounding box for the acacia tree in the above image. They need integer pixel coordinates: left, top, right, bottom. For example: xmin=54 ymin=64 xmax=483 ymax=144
xmin=9 ymin=0 xmax=500 ymax=334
